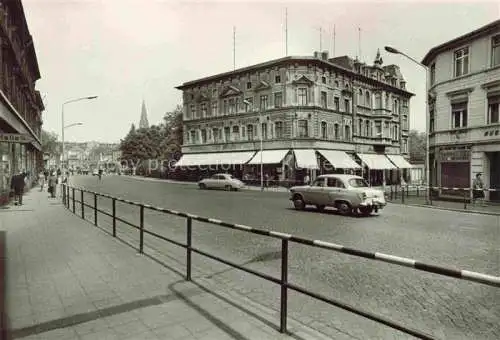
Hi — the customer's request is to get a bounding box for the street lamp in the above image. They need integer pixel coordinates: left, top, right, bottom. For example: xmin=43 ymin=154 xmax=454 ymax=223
xmin=61 ymin=96 xmax=98 ymax=169
xmin=64 ymin=122 xmax=83 ymax=129
xmin=384 ymin=46 xmax=430 ymax=204
xmin=244 ymin=99 xmax=264 ymax=191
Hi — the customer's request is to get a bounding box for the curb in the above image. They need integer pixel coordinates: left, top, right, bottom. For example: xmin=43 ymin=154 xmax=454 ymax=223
xmin=387 ymin=201 xmax=500 ymax=216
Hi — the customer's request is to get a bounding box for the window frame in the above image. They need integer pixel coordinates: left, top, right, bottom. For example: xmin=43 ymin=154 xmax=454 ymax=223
xmin=275 ymin=121 xmax=284 ymax=139
xmin=298 ymin=87 xmax=308 ymax=106
xmin=491 ymin=34 xmax=500 ymax=67
xmin=487 ymin=96 xmax=500 ymax=124
xmin=454 ymin=46 xmax=470 ymax=78
xmin=298 ymin=119 xmax=308 ymax=137
xmin=451 ymin=102 xmax=468 ymax=129
xmin=320 ymin=121 xmax=327 ymax=139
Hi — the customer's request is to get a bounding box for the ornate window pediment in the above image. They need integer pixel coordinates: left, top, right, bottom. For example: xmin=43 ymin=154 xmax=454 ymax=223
xmin=254 ymin=80 xmax=271 ymax=91
xmin=292 ymin=75 xmax=314 ymax=86
xmin=220 ymin=85 xmax=242 ymax=98
xmin=196 ymin=92 xmax=210 ymax=102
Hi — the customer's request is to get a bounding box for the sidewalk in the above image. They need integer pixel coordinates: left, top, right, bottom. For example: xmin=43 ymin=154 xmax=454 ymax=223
xmin=0 ymin=190 xmax=335 ymax=340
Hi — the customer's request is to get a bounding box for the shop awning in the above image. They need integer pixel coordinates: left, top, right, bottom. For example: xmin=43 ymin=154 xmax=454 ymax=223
xmin=174 ymin=151 xmax=256 ymax=167
xmin=357 ymin=153 xmax=397 ymax=170
xmin=386 ymin=155 xmax=413 ymax=169
xmin=317 ymin=150 xmax=361 ymax=169
xmin=247 ymin=149 xmax=290 ymax=165
xmin=293 ymin=149 xmax=319 ymax=169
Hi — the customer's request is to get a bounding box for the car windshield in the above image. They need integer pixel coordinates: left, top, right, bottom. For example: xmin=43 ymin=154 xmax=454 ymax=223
xmin=348 ymin=178 xmax=369 ymax=188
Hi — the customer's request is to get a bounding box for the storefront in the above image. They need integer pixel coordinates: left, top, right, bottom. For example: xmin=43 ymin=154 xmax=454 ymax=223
xmin=436 ymin=146 xmax=471 ymax=198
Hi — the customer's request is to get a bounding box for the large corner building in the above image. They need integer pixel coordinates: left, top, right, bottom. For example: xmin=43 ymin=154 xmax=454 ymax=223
xmin=0 ymin=0 xmax=44 ymax=203
xmin=175 ymin=50 xmax=414 ymax=185
xmin=422 ymin=19 xmax=500 ymax=201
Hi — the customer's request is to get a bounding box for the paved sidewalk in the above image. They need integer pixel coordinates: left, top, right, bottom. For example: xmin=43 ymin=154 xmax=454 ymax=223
xmin=0 ymin=190 xmax=335 ymax=340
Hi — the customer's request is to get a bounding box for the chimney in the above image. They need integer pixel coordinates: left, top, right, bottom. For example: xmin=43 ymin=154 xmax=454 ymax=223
xmin=313 ymin=51 xmax=320 ymax=59
xmin=321 ymin=51 xmax=329 ymax=60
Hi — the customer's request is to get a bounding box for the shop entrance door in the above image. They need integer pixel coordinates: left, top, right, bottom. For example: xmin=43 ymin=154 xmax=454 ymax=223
xmin=488 ymin=152 xmax=500 ymax=202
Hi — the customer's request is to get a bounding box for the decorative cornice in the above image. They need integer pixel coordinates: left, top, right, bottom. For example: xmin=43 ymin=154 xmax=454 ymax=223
xmin=481 ymin=79 xmax=500 ymax=90
xmin=445 ymin=87 xmax=474 ymax=97
xmin=292 ymin=75 xmax=314 ymax=86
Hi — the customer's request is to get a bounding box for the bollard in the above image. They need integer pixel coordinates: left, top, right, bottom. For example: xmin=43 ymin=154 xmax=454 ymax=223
xmin=390 ymin=186 xmax=393 ymax=201
xmin=401 ymin=186 xmax=405 ymax=204
xmin=186 ymin=217 xmax=192 ymax=281
xmin=94 ymin=193 xmax=98 ymax=226
xmin=280 ymin=239 xmax=289 ymax=333
xmin=463 ymin=190 xmax=467 ymax=210
xmin=139 ymin=205 xmax=144 ymax=254
xmin=81 ymin=190 xmax=85 ymax=219
xmin=416 ymin=186 xmax=419 ymax=197
xmin=72 ymin=188 xmax=75 ymax=213
xmin=112 ymin=198 xmax=116 ymax=237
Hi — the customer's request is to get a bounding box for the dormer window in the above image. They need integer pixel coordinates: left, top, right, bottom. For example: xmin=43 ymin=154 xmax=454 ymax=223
xmin=246 ymin=82 xmax=252 ymax=89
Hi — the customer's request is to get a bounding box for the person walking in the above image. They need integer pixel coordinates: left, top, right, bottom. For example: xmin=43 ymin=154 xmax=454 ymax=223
xmin=48 ymin=172 xmax=57 ymax=198
xmin=98 ymin=168 xmax=103 ymax=181
xmin=472 ymin=173 xmax=486 ymax=206
xmin=38 ymin=170 xmax=46 ymax=191
xmin=10 ymin=171 xmax=26 ymax=205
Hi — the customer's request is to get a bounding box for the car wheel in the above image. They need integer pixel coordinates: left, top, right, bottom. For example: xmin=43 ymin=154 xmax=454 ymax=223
xmin=359 ymin=206 xmax=373 ymax=216
xmin=336 ymin=201 xmax=352 ymax=216
xmin=199 ymin=183 xmax=206 ymax=190
xmin=316 ymin=205 xmax=325 ymax=212
xmin=225 ymin=185 xmax=232 ymax=191
xmin=293 ymin=194 xmax=306 ymax=210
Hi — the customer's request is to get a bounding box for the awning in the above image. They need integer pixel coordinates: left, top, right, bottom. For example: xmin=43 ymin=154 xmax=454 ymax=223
xmin=174 ymin=151 xmax=256 ymax=167
xmin=386 ymin=155 xmax=413 ymax=169
xmin=247 ymin=149 xmax=290 ymax=165
xmin=293 ymin=149 xmax=319 ymax=169
xmin=317 ymin=150 xmax=361 ymax=169
xmin=357 ymin=153 xmax=397 ymax=170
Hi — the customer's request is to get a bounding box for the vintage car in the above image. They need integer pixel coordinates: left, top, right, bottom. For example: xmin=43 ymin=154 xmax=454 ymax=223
xmin=289 ymin=174 xmax=386 ymax=216
xmin=198 ymin=173 xmax=245 ymax=191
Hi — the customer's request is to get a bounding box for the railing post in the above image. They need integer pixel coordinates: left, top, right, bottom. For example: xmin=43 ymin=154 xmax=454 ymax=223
xmin=66 ymin=186 xmax=70 ymax=208
xmin=401 ymin=186 xmax=405 ymax=204
xmin=464 ymin=189 xmax=467 ymax=210
xmin=81 ymin=190 xmax=85 ymax=219
xmin=94 ymin=193 xmax=98 ymax=226
xmin=112 ymin=198 xmax=116 ymax=237
xmin=280 ymin=239 xmax=289 ymax=333
xmin=139 ymin=204 xmax=144 ymax=254
xmin=62 ymin=184 xmax=66 ymax=204
xmin=72 ymin=188 xmax=75 ymax=213
xmin=186 ymin=217 xmax=192 ymax=281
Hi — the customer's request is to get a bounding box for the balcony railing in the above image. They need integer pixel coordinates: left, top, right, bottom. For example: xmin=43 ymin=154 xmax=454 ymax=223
xmin=433 ymin=124 xmax=500 ymax=145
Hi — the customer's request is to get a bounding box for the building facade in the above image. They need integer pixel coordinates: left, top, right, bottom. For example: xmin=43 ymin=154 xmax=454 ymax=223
xmin=0 ymin=0 xmax=44 ymax=203
xmin=422 ymin=19 xmax=500 ymax=201
xmin=175 ymin=50 xmax=413 ymax=186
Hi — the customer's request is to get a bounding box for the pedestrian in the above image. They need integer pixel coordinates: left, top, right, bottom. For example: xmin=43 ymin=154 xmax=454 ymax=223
xmin=472 ymin=173 xmax=486 ymax=206
xmin=98 ymin=168 xmax=103 ymax=181
xmin=10 ymin=171 xmax=26 ymax=205
xmin=38 ymin=170 xmax=46 ymax=191
xmin=304 ymin=174 xmax=310 ymax=185
xmin=48 ymin=172 xmax=57 ymax=198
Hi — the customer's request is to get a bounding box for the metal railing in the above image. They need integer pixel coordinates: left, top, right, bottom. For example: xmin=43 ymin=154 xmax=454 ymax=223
xmin=0 ymin=231 xmax=10 ymax=340
xmin=61 ymin=184 xmax=500 ymax=340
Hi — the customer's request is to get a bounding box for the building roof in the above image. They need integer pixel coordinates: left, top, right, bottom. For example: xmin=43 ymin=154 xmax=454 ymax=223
xmin=422 ymin=19 xmax=500 ymax=66
xmin=176 ymin=55 xmax=414 ymax=97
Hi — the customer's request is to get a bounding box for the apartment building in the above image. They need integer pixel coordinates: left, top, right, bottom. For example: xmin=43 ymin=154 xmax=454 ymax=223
xmin=422 ymin=19 xmax=500 ymax=201
xmin=175 ymin=50 xmax=413 ymax=185
xmin=0 ymin=0 xmax=44 ymax=203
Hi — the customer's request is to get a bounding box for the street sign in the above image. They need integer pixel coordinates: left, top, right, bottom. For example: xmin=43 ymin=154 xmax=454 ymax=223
xmin=0 ymin=133 xmax=34 ymax=143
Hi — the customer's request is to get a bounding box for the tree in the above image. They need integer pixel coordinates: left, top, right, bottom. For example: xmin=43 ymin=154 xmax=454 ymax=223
xmin=41 ymin=129 xmax=59 ymax=156
xmin=409 ymin=130 xmax=426 ymax=162
xmin=160 ymin=105 xmax=183 ymax=162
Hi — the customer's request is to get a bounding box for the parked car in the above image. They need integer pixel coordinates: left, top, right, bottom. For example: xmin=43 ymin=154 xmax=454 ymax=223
xmin=92 ymin=169 xmax=98 ymax=176
xmin=198 ymin=173 xmax=245 ymax=191
xmin=289 ymin=174 xmax=386 ymax=216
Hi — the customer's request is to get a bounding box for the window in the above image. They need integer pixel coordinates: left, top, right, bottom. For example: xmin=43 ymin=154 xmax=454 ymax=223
xmin=492 ymin=35 xmax=500 ymax=67
xmin=375 ymin=121 xmax=382 ymax=137
xmin=402 ymin=139 xmax=408 ymax=153
xmin=313 ymin=178 xmax=326 ymax=187
xmin=358 ymin=89 xmax=363 ymax=104
xmin=213 ymin=128 xmax=220 ymax=143
xmin=365 ymin=120 xmax=371 ymax=137
xmin=190 ymin=130 xmax=197 ymax=144
xmin=327 ymin=178 xmax=345 ymax=188
xmin=261 ymin=122 xmax=268 ymax=139
xmin=241 ymin=126 xmax=246 ymax=138
xmin=375 ymin=93 xmax=382 ymax=109
xmin=429 ymin=111 xmax=435 ymax=133
xmin=344 ymin=99 xmax=350 ymax=113
xmin=334 ymin=123 xmax=339 ymax=139
xmin=451 ymin=102 xmax=468 ymax=128
xmin=298 ymin=120 xmax=308 ymax=137
xmin=190 ymin=104 xmax=196 ymax=119
xmin=224 ymin=127 xmax=230 ymax=141
xmin=212 ymin=89 xmax=218 ymax=98
xmin=229 ymin=99 xmax=235 ymax=114
xmin=260 ymin=95 xmax=268 ymax=110
xmin=430 ymin=63 xmax=436 ymax=85
xmin=348 ymin=178 xmax=368 ymax=188
xmin=321 ymin=91 xmax=327 ymax=108
xmin=232 ymin=126 xmax=240 ymax=141
xmin=244 ymin=97 xmax=253 ymax=112
xmin=247 ymin=125 xmax=254 ymax=140
xmin=358 ymin=119 xmax=363 ymax=137
xmin=321 ymin=76 xmax=326 ymax=84
xmin=454 ymin=47 xmax=469 ymax=77
xmin=223 ymin=100 xmax=228 ymax=115
xmin=201 ymin=129 xmax=207 ymax=143
xmin=298 ymin=88 xmax=308 ymax=105
xmin=275 ymin=75 xmax=281 ymax=83
xmin=211 ymin=102 xmax=217 ymax=116
xmin=235 ymin=98 xmax=240 ymax=113
xmin=275 ymin=121 xmax=283 ymax=138
xmin=402 ymin=116 xmax=408 ymax=130
xmin=201 ymin=103 xmax=207 ymax=117
xmin=274 ymin=92 xmax=283 ymax=108
xmin=344 ymin=125 xmax=351 ymax=140
xmin=488 ymin=95 xmax=500 ymax=124
xmin=334 ymin=97 xmax=340 ymax=111
xmin=321 ymin=121 xmax=327 ymax=139
xmin=246 ymin=82 xmax=252 ymax=89
xmin=393 ymin=99 xmax=398 ymax=115
xmin=334 ymin=80 xmax=339 ymax=88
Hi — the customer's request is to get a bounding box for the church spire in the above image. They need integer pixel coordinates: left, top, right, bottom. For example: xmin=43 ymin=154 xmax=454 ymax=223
xmin=139 ymin=99 xmax=149 ymax=129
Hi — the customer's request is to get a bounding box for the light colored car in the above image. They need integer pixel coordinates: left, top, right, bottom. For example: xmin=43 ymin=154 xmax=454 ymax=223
xmin=198 ymin=173 xmax=245 ymax=191
xmin=289 ymin=174 xmax=386 ymax=216
xmin=92 ymin=169 xmax=98 ymax=176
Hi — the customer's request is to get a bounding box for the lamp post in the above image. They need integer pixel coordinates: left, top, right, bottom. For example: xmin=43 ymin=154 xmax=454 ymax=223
xmin=384 ymin=46 xmax=430 ymax=205
xmin=244 ymin=100 xmax=264 ymax=191
xmin=61 ymin=96 xmax=98 ymax=170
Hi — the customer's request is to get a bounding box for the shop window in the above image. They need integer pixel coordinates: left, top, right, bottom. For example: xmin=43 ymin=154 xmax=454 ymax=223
xmin=298 ymin=120 xmax=308 ymax=137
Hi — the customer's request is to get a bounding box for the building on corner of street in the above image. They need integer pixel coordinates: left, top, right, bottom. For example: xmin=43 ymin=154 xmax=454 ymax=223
xmin=0 ymin=0 xmax=44 ymax=205
xmin=422 ymin=19 xmax=500 ymax=201
xmin=174 ymin=50 xmax=414 ymax=187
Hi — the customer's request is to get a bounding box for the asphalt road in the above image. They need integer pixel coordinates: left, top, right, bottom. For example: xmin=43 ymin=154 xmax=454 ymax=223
xmin=70 ymin=175 xmax=499 ymax=340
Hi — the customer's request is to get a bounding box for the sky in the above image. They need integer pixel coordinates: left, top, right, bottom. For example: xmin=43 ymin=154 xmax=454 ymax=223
xmin=22 ymin=0 xmax=500 ymax=143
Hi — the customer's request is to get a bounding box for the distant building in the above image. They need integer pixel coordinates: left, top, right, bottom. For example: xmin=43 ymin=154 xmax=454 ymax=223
xmin=422 ymin=19 xmax=500 ymax=201
xmin=139 ymin=100 xmax=149 ymax=129
xmin=0 ymin=0 xmax=45 ymax=202
xmin=175 ymin=50 xmax=414 ymax=185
